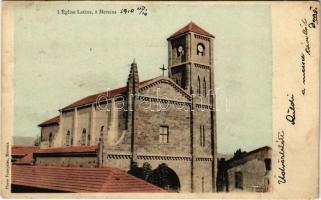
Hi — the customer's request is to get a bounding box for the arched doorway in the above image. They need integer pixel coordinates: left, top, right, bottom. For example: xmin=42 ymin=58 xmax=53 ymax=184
xmin=147 ymin=163 xmax=181 ymax=192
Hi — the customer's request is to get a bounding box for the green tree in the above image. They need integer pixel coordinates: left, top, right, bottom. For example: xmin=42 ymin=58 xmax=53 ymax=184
xmin=232 ymin=148 xmax=247 ymax=160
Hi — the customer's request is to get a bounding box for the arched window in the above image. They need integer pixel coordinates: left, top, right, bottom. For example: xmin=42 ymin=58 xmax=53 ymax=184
xmin=66 ymin=131 xmax=70 ymax=146
xmin=99 ymin=126 xmax=105 ymax=141
xmin=81 ymin=128 xmax=86 ymax=146
xmin=203 ymin=78 xmax=206 ymax=96
xmin=48 ymin=133 xmax=53 ymax=147
xmin=197 ymin=76 xmax=201 ymax=95
xmin=70 ymin=133 xmax=73 ymax=146
xmin=100 ymin=126 xmax=105 ymax=137
xmin=197 ymin=43 xmax=205 ymax=56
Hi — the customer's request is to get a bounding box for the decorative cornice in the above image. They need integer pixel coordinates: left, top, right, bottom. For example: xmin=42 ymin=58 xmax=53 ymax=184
xmin=194 ymin=63 xmax=211 ymax=70
xmin=106 ymin=153 xmax=213 ymax=162
xmin=137 ymin=155 xmax=191 ymax=161
xmin=107 ymin=154 xmax=132 ymax=159
xmin=138 ymin=96 xmax=191 ymax=107
xmin=169 ymin=62 xmax=211 ymax=70
xmin=195 ymin=157 xmax=213 ymax=162
xmin=194 ymin=34 xmax=211 ymax=42
xmin=195 ymin=104 xmax=213 ymax=110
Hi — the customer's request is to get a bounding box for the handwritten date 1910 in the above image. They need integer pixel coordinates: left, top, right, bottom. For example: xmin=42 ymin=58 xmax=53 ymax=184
xmin=120 ymin=6 xmax=148 ymax=16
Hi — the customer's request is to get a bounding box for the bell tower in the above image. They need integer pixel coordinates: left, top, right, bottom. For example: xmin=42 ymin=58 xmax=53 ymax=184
xmin=168 ymin=22 xmax=217 ymax=192
xmin=167 ymin=22 xmax=214 ymax=103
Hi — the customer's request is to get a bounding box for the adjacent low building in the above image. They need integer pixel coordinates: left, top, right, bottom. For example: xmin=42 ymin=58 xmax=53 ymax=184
xmin=217 ymin=146 xmax=272 ymax=193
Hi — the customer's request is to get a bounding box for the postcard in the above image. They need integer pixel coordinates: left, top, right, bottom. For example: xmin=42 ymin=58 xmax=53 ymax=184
xmin=1 ymin=1 xmax=320 ymax=199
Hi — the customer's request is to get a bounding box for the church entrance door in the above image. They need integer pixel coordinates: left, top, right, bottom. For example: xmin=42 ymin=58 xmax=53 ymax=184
xmin=147 ymin=163 xmax=181 ymax=192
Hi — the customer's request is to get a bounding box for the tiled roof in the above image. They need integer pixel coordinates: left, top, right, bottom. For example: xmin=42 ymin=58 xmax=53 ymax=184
xmin=38 ymin=116 xmax=60 ymax=127
xmin=61 ymin=78 xmax=156 ymax=111
xmin=168 ymin=22 xmax=214 ymax=39
xmin=227 ymin=146 xmax=272 ymax=168
xmin=12 ymin=146 xmax=40 ymax=156
xmin=38 ymin=77 xmax=157 ymax=125
xmin=34 ymin=145 xmax=98 ymax=155
xmin=62 ymin=87 xmax=128 ymax=110
xmin=12 ymin=165 xmax=166 ymax=193
xmin=14 ymin=153 xmax=34 ymax=165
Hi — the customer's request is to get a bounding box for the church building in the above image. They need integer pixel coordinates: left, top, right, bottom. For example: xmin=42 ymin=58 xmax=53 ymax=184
xmin=37 ymin=22 xmax=217 ymax=193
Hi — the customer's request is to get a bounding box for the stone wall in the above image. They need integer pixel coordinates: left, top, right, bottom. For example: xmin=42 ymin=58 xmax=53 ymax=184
xmin=76 ymin=107 xmax=91 ymax=145
xmin=190 ymin=33 xmax=211 ymax=65
xmin=41 ymin=125 xmax=58 ymax=142
xmin=134 ymin=100 xmax=191 ymax=155
xmin=193 ymin=160 xmax=213 ymax=192
xmin=36 ymin=156 xmax=97 ymax=168
xmin=226 ymin=147 xmax=271 ymax=192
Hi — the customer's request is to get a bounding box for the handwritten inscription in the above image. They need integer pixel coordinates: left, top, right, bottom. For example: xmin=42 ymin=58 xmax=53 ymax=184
xmin=300 ymin=53 xmax=306 ymax=95
xmin=300 ymin=19 xmax=311 ymax=56
xmin=308 ymin=6 xmax=319 ymax=28
xmin=120 ymin=6 xmax=148 ymax=16
xmin=277 ymin=131 xmax=286 ymax=184
xmin=57 ymin=6 xmax=148 ymax=16
xmin=286 ymin=94 xmax=296 ymax=125
xmin=299 ymin=7 xmax=318 ymax=95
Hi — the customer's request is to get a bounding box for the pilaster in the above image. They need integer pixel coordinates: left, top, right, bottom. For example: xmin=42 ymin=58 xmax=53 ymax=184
xmin=89 ymin=104 xmax=96 ymax=145
xmin=72 ymin=108 xmax=78 ymax=146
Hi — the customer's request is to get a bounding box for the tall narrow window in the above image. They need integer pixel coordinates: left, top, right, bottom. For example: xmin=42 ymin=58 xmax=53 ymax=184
xmin=197 ymin=76 xmax=201 ymax=95
xmin=202 ymin=125 xmax=205 ymax=147
xmin=100 ymin=126 xmax=105 ymax=137
xmin=159 ymin=125 xmax=169 ymax=144
xmin=66 ymin=131 xmax=70 ymax=146
xmin=200 ymin=125 xmax=202 ymax=146
xmin=48 ymin=133 xmax=53 ymax=147
xmin=87 ymin=134 xmax=91 ymax=146
xmin=81 ymin=128 xmax=86 ymax=146
xmin=99 ymin=126 xmax=105 ymax=141
xmin=200 ymin=125 xmax=205 ymax=147
xmin=70 ymin=132 xmax=73 ymax=146
xmin=203 ymin=78 xmax=206 ymax=96
xmin=201 ymin=177 xmax=205 ymax=192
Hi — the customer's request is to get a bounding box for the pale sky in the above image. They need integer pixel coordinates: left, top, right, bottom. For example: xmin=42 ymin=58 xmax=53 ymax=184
xmin=13 ymin=2 xmax=272 ymax=154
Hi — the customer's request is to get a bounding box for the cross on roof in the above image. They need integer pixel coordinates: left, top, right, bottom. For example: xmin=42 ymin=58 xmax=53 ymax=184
xmin=160 ymin=65 xmax=167 ymax=76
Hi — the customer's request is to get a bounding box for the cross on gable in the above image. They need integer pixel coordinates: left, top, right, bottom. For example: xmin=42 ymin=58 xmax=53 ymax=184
xmin=160 ymin=64 xmax=167 ymax=76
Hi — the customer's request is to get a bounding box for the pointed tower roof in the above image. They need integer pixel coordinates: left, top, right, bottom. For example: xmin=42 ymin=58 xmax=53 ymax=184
xmin=168 ymin=22 xmax=214 ymax=39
